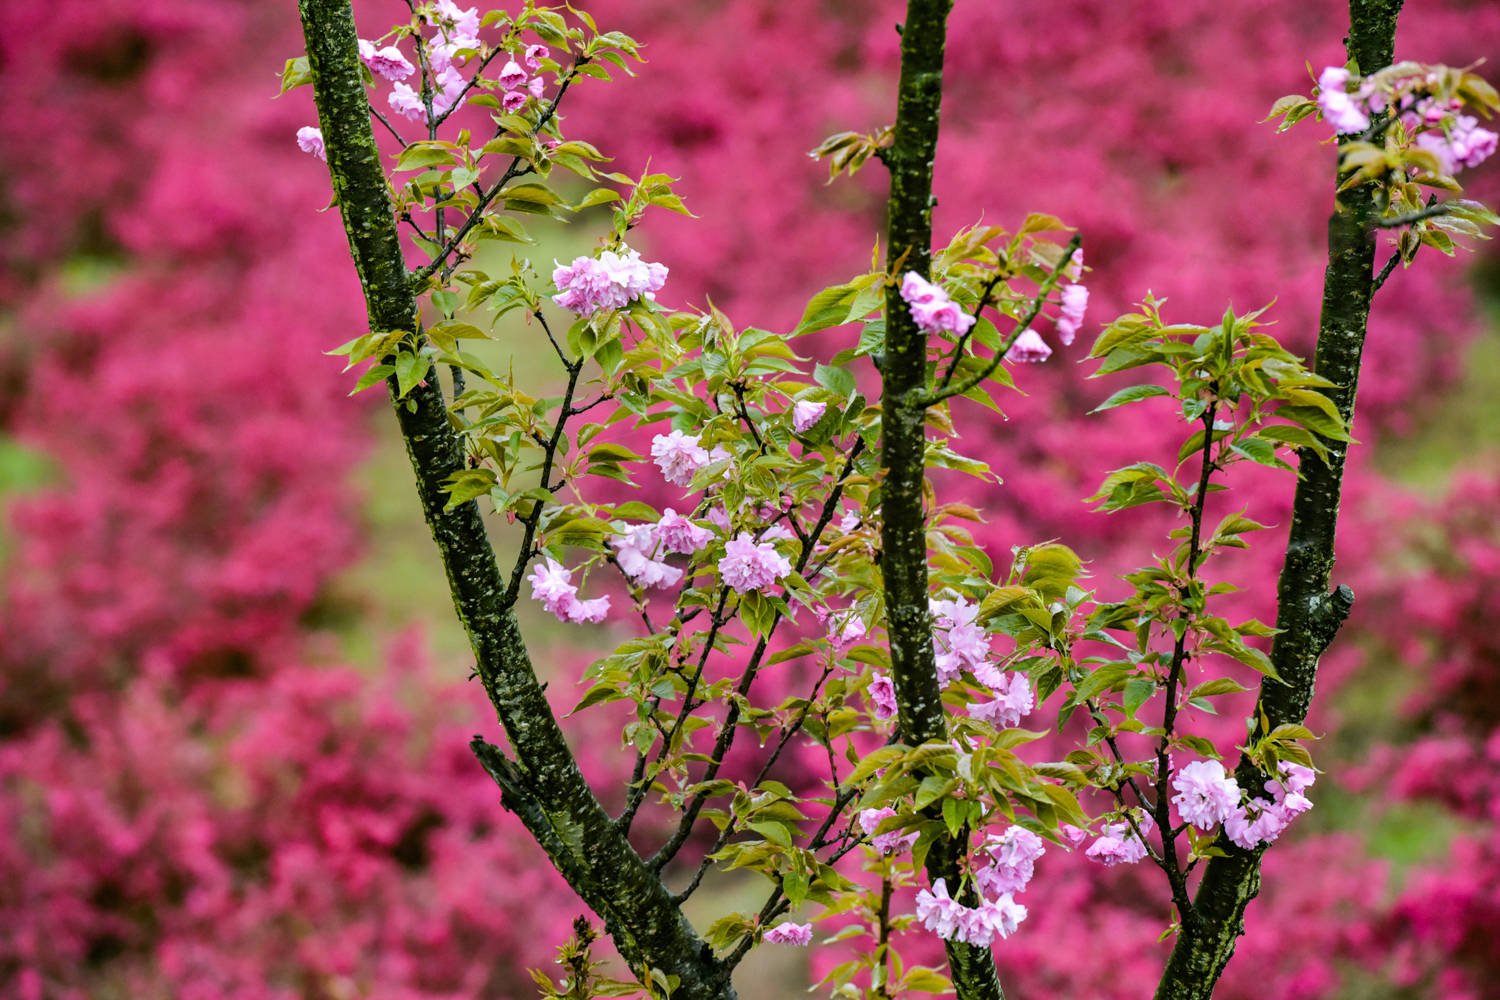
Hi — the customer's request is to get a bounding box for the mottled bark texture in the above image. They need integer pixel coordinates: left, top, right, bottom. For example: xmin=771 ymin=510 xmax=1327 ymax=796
xmin=878 ymin=3 xmax=1004 ymax=999
xmin=1151 ymin=4 xmax=1403 ymax=998
xmin=296 ymin=3 xmax=733 ymax=997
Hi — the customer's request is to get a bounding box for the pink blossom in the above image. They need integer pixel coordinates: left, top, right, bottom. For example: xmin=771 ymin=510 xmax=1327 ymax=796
xmin=431 ymin=0 xmax=480 ymax=39
xmin=968 ymin=672 xmax=1034 ymax=729
xmin=954 ymin=894 xmax=1027 ymax=946
xmin=791 ymin=399 xmax=827 ymax=433
xmin=296 ymin=126 xmax=325 ymax=162
xmin=1086 ymin=812 xmax=1153 ymax=866
xmin=655 ymin=508 xmax=712 ymax=553
xmin=497 ymin=59 xmax=527 ymax=90
xmin=868 ymin=672 xmax=898 ymax=720
xmin=1060 ymin=824 xmax=1090 ymax=849
xmin=650 ymin=430 xmax=710 ymax=487
xmin=526 ymin=558 xmax=610 ymax=624
xmin=858 ymin=807 xmax=916 ymax=854
xmin=501 ymin=89 xmax=528 ymax=113
xmin=1171 ymin=758 xmax=1242 ymax=831
xmin=707 ymin=506 xmax=732 ymax=532
xmin=900 ymin=271 xmax=976 ymax=337
xmin=916 ymin=879 xmax=1027 ymax=947
xmin=820 ymin=606 xmax=867 ymax=647
xmin=553 ymin=247 xmax=668 ymax=316
xmin=1317 ymin=65 xmax=1371 ymax=134
xmin=1225 ymin=763 xmax=1316 ymax=848
xmin=1056 ymin=283 xmax=1088 ymax=346
xmin=1416 ymin=115 xmax=1499 ymax=175
xmin=528 ymin=75 xmax=545 ymax=100
xmin=611 ymin=523 xmax=682 ymax=590
xmin=763 ymin=922 xmax=812 ymax=946
xmin=524 ymin=44 xmax=549 ymax=70
xmin=914 ymin=878 xmax=963 ymax=939
xmin=387 ymin=66 xmax=467 ymax=123
xmin=1005 ymin=328 xmax=1053 ymax=363
xmin=718 ymin=533 xmax=792 ymax=593
xmin=931 ymin=596 xmax=989 ymax=685
xmin=358 ymin=39 xmax=415 ymax=81
xmin=974 ymin=826 xmax=1045 ymax=896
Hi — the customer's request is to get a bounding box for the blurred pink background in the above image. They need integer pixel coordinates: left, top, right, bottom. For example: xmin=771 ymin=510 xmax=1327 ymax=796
xmin=3 ymin=2 xmax=1500 ymax=997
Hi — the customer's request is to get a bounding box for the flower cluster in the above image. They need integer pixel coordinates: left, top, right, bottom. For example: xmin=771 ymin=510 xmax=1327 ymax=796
xmin=915 ymin=879 xmax=1027 ymax=948
xmin=1055 ymin=250 xmax=1089 ymax=345
xmin=866 ymin=672 xmax=898 ymax=720
xmin=900 ymin=272 xmax=976 ymax=337
xmin=1316 ymin=66 xmax=1372 ymax=134
xmin=1315 ymin=64 xmax=1498 ymax=173
xmin=359 ymin=39 xmax=415 ymax=81
xmin=1085 ymin=811 xmax=1155 ymax=866
xmin=553 ymin=246 xmax=670 ymax=316
xmin=762 ymin=922 xmax=813 ymax=946
xmin=527 ymin=558 xmax=610 ymax=623
xmin=858 ymin=807 xmax=919 ymax=854
xmin=1171 ymin=758 xmax=1243 ymax=830
xmin=718 ymin=533 xmax=793 ymax=594
xmin=1223 ymin=763 xmax=1316 ymax=849
xmin=650 ymin=430 xmax=714 ymax=487
xmin=930 ymin=596 xmax=990 ymax=685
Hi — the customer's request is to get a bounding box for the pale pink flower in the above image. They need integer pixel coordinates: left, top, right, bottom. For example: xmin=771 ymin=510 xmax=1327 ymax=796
xmin=1056 ymin=283 xmax=1088 ymax=346
xmin=296 ymin=126 xmax=326 ymax=162
xmin=968 ymin=672 xmax=1034 ymax=729
xmin=1416 ymin=115 xmax=1499 ymax=175
xmin=974 ymin=826 xmax=1044 ymax=896
xmin=1060 ymin=824 xmax=1089 ymax=849
xmin=1317 ymin=65 xmax=1371 ymax=134
xmin=650 ymin=431 xmax=710 ymax=488
xmin=524 ymin=44 xmax=549 ymax=70
xmin=1172 ymin=759 xmax=1242 ymax=831
xmin=839 ymin=509 xmax=861 ymax=533
xmin=358 ymin=38 xmax=415 ymax=81
xmin=432 ymin=0 xmax=480 ymax=38
xmin=611 ymin=523 xmax=682 ymax=590
xmin=820 ymin=607 xmax=867 ymax=647
xmin=901 ymin=272 xmax=976 ymax=337
xmin=791 ymin=399 xmax=827 ymax=433
xmin=914 ymin=878 xmax=962 ymax=939
xmin=719 ymin=533 xmax=792 ymax=594
xmin=1086 ymin=812 xmax=1153 ymax=866
xmin=527 ymin=74 xmax=545 ymax=99
xmin=655 ymin=508 xmax=712 ymax=554
xmin=868 ymin=671 xmax=899 ymax=720
xmin=859 ymin=807 xmax=916 ymax=854
xmin=763 ymin=922 xmax=812 ymax=946
xmin=707 ymin=506 xmax=732 ymax=532
xmin=553 ymin=247 xmax=668 ymax=316
xmin=954 ymin=894 xmax=1027 ymax=946
xmin=501 ymin=89 xmax=528 ymax=113
xmin=497 ymin=59 xmax=527 ymax=90
xmin=388 ymin=81 xmax=427 ymax=122
xmin=527 ymin=558 xmax=611 ymax=624
xmin=1005 ymin=328 xmax=1052 ymax=363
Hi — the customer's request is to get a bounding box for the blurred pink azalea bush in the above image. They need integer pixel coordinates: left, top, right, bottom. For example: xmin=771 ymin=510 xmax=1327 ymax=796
xmin=1 ymin=0 xmax=1499 ymax=997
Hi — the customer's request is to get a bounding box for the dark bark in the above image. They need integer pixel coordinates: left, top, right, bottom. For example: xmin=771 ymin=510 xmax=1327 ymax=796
xmin=878 ymin=3 xmax=1004 ymax=999
xmin=1151 ymin=3 xmax=1402 ymax=998
xmin=296 ymin=3 xmax=732 ymax=997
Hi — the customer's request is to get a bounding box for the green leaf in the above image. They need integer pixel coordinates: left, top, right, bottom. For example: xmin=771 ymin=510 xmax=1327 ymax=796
xmin=1123 ymin=677 xmax=1156 ymax=717
xmin=1091 ymin=383 xmax=1171 ymax=413
xmin=793 ymin=283 xmax=857 ymax=336
xmin=814 ymin=362 xmax=857 ymax=399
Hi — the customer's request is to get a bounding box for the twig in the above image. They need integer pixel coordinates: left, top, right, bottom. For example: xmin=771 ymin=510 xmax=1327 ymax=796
xmin=918 ymin=233 xmax=1082 ymax=407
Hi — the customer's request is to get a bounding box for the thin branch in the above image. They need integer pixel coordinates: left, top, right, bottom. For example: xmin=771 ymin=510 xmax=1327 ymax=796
xmin=918 ymin=233 xmax=1082 ymax=408
xmin=935 ymin=271 xmax=1005 ymax=392
xmin=1372 ymin=202 xmax=1450 ymax=228
xmin=411 ymin=62 xmax=588 ymax=285
xmin=370 ymin=102 xmax=410 ymax=146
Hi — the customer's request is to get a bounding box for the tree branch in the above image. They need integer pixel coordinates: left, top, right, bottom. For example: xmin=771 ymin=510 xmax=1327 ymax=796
xmin=879 ymin=2 xmax=1005 ymax=998
xmin=297 ymin=4 xmax=730 ymax=996
xmin=1150 ymin=3 xmax=1399 ymax=997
